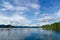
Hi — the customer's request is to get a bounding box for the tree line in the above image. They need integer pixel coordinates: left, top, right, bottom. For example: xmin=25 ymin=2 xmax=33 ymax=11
xmin=41 ymin=22 xmax=60 ymax=32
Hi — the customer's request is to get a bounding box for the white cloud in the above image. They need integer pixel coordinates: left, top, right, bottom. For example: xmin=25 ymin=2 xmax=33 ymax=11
xmin=0 ymin=15 xmax=10 ymax=25
xmin=31 ymin=4 xmax=40 ymax=9
xmin=27 ymin=3 xmax=40 ymax=10
xmin=0 ymin=14 xmax=31 ymax=26
xmin=2 ymin=1 xmax=40 ymax=14
xmin=13 ymin=0 xmax=39 ymax=6
xmin=40 ymin=22 xmax=51 ymax=26
xmin=29 ymin=24 xmax=38 ymax=26
xmin=41 ymin=13 xmax=49 ymax=16
xmin=14 ymin=6 xmax=29 ymax=11
xmin=2 ymin=1 xmax=29 ymax=12
xmin=34 ymin=12 xmax=40 ymax=16
xmin=2 ymin=8 xmax=7 ymax=11
xmin=13 ymin=0 xmax=28 ymax=6
xmin=38 ymin=16 xmax=52 ymax=22
xmin=2 ymin=1 xmax=40 ymax=11
xmin=0 ymin=1 xmax=41 ymax=26
xmin=13 ymin=0 xmax=40 ymax=11
xmin=2 ymin=1 xmax=14 ymax=10
xmin=25 ymin=24 xmax=39 ymax=26
xmin=37 ymin=10 xmax=60 ymax=26
xmin=56 ymin=10 xmax=60 ymax=18
xmin=50 ymin=10 xmax=60 ymax=21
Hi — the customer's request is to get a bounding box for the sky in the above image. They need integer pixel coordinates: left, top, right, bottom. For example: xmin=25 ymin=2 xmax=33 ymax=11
xmin=0 ymin=0 xmax=60 ymax=26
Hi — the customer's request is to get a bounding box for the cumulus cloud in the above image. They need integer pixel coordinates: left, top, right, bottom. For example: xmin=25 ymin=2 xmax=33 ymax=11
xmin=2 ymin=1 xmax=40 ymax=14
xmin=27 ymin=3 xmax=40 ymax=10
xmin=0 ymin=1 xmax=54 ymax=26
xmin=2 ymin=1 xmax=14 ymax=10
xmin=50 ymin=10 xmax=60 ymax=21
xmin=0 ymin=1 xmax=40 ymax=26
xmin=40 ymin=22 xmax=51 ymax=26
xmin=1 ymin=0 xmax=60 ymax=26
xmin=1 ymin=8 xmax=6 ymax=12
xmin=2 ymin=1 xmax=29 ymax=11
xmin=15 ymin=6 xmax=29 ymax=11
xmin=13 ymin=0 xmax=40 ymax=10
xmin=0 ymin=13 xmax=31 ymax=26
xmin=13 ymin=0 xmax=39 ymax=6
xmin=0 ymin=0 xmax=43 ymax=26
xmin=23 ymin=24 xmax=39 ymax=26
xmin=34 ymin=11 xmax=40 ymax=16
xmin=38 ymin=10 xmax=60 ymax=26
xmin=38 ymin=16 xmax=52 ymax=22
xmin=56 ymin=10 xmax=60 ymax=18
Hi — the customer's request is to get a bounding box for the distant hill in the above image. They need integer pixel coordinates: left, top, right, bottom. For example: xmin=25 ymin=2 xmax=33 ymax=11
xmin=0 ymin=25 xmax=40 ymax=28
xmin=0 ymin=25 xmax=15 ymax=28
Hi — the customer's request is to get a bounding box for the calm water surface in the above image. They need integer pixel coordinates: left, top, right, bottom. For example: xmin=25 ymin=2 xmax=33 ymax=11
xmin=0 ymin=28 xmax=60 ymax=40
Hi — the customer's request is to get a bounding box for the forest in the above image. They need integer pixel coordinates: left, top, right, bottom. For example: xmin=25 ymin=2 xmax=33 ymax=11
xmin=41 ymin=22 xmax=60 ymax=32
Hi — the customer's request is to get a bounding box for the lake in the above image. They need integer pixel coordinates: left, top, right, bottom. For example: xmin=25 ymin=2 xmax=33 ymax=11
xmin=0 ymin=28 xmax=60 ymax=40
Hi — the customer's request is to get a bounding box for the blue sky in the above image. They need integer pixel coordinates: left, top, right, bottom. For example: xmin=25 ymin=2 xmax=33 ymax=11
xmin=0 ymin=0 xmax=60 ymax=26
